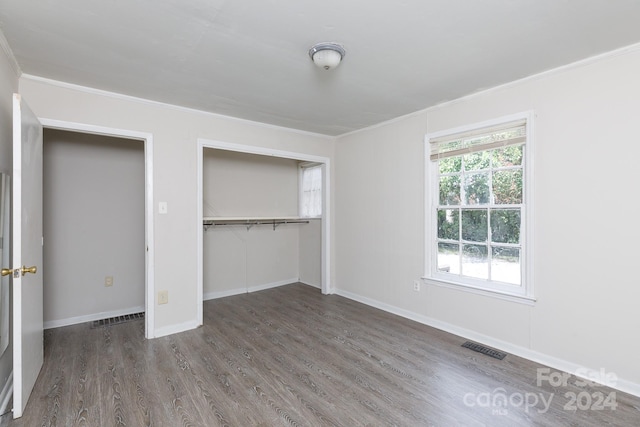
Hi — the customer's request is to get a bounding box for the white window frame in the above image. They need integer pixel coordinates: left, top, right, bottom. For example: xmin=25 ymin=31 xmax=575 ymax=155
xmin=299 ymin=162 xmax=322 ymax=218
xmin=424 ymin=111 xmax=535 ymax=304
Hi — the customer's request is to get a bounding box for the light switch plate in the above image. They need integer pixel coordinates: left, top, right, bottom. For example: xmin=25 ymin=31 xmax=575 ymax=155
xmin=158 ymin=290 xmax=168 ymax=305
xmin=159 ymin=202 xmax=168 ymax=214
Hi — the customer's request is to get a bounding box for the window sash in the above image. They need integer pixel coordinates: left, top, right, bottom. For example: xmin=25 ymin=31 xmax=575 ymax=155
xmin=425 ymin=112 xmax=534 ymax=303
xmin=430 ymin=120 xmax=526 ymax=161
xmin=300 ymin=165 xmax=322 ymax=217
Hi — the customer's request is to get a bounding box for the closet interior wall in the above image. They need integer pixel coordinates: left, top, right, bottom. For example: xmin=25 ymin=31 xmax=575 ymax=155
xmin=43 ymin=129 xmax=145 ymax=327
xmin=202 ymin=148 xmax=321 ymax=299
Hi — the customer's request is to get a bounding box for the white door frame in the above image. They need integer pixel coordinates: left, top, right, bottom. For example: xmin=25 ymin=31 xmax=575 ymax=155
xmin=39 ymin=119 xmax=155 ymax=339
xmin=196 ymin=139 xmax=331 ymax=324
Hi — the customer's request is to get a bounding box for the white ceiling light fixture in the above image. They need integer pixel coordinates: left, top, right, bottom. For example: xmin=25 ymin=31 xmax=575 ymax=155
xmin=309 ymin=42 xmax=346 ymax=70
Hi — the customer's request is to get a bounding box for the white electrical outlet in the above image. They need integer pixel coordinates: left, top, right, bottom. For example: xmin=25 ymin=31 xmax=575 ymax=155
xmin=413 ymin=280 xmax=420 ymax=292
xmin=158 ymin=290 xmax=169 ymax=305
xmin=105 ymin=276 xmax=113 ymax=287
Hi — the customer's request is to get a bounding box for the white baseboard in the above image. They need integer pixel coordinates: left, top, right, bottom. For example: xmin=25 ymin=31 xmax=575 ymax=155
xmin=203 ymin=287 xmax=246 ymax=301
xmin=154 ymin=319 xmax=201 ymax=339
xmin=248 ymin=278 xmax=299 ymax=293
xmin=203 ymin=278 xmax=299 ymax=301
xmin=298 ymin=280 xmax=321 ymax=289
xmin=0 ymin=371 xmax=12 ymax=415
xmin=44 ymin=305 xmax=145 ymax=330
xmin=334 ymin=289 xmax=640 ymax=399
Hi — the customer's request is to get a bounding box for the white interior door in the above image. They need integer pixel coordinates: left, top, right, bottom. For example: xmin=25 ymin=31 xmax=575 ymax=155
xmin=11 ymin=93 xmax=44 ymax=418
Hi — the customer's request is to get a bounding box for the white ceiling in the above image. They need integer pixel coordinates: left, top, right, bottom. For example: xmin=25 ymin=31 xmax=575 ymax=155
xmin=2 ymin=1 xmax=640 ymax=136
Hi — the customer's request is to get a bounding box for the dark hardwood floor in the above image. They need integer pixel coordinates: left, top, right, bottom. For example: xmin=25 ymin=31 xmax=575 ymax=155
xmin=2 ymin=283 xmax=639 ymax=426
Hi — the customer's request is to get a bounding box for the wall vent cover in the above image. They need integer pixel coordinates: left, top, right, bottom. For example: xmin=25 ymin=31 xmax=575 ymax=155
xmin=91 ymin=312 xmax=144 ymax=329
xmin=461 ymin=341 xmax=507 ymax=360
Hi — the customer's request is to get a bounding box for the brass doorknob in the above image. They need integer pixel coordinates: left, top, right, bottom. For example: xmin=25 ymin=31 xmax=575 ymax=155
xmin=1 ymin=268 xmax=12 ymax=277
xmin=21 ymin=266 xmax=37 ymax=276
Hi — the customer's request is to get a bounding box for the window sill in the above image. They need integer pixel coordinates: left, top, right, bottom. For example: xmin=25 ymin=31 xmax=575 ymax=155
xmin=422 ymin=277 xmax=536 ymax=306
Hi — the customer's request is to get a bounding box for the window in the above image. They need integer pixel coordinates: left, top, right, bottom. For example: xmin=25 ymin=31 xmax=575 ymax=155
xmin=425 ymin=113 xmax=534 ymax=302
xmin=300 ymin=164 xmax=322 ymax=218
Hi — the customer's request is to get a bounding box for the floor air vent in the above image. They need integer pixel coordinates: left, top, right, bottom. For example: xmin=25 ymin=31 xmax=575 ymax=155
xmin=461 ymin=341 xmax=507 ymax=360
xmin=91 ymin=312 xmax=144 ymax=329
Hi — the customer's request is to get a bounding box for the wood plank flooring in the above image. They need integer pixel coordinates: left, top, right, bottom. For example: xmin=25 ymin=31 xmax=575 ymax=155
xmin=2 ymin=283 xmax=639 ymax=426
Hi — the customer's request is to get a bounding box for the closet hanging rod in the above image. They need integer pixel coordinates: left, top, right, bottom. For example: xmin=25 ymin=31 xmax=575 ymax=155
xmin=203 ymin=218 xmax=311 ymax=231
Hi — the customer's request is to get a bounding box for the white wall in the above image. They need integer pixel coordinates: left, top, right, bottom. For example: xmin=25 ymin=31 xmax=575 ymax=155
xmin=202 ymin=149 xmax=301 ymax=297
xmin=0 ymin=41 xmax=18 ymax=173
xmin=335 ymin=46 xmax=640 ymax=392
xmin=298 ymin=218 xmax=321 ymax=287
xmin=203 ymin=149 xmax=299 ymax=217
xmin=19 ymin=76 xmax=335 ymax=335
xmin=43 ymin=129 xmax=145 ymax=326
xmin=0 ymin=36 xmax=19 ymax=410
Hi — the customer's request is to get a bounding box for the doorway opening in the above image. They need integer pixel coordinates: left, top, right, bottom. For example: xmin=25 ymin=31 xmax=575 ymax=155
xmin=40 ymin=119 xmax=154 ymax=338
xmin=196 ymin=139 xmax=331 ymax=326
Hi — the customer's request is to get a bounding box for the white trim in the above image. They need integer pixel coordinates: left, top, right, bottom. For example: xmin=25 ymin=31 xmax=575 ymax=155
xmin=0 ymin=371 xmax=12 ymax=415
xmin=21 ymin=74 xmax=335 ymax=140
xmin=321 ymin=161 xmax=331 ymax=295
xmin=203 ymin=288 xmax=247 ymax=301
xmin=0 ymin=30 xmax=21 ymax=76
xmin=196 ymin=142 xmax=204 ymax=327
xmin=196 ymin=139 xmax=332 ymax=311
xmin=298 ymin=163 xmax=323 ymax=219
xmin=41 ymin=119 xmax=151 ymax=142
xmin=11 ymin=94 xmax=24 ymax=418
xmin=424 ymin=111 xmax=535 ymax=301
xmin=197 ymin=139 xmax=330 ymax=164
xmin=154 ymin=319 xmax=201 ymax=339
xmin=203 ymin=278 xmax=301 ymax=301
xmin=298 ymin=280 xmax=321 ymax=290
xmin=248 ymin=278 xmax=299 ymax=293
xmin=423 ymin=278 xmax=535 ymax=305
xmin=204 ymin=280 xmax=321 ymax=301
xmin=334 ymin=289 xmax=640 ymax=399
xmin=43 ymin=305 xmax=145 ymax=330
xmin=425 ymin=111 xmax=533 ymax=141
xmin=39 ymin=118 xmax=156 ymax=339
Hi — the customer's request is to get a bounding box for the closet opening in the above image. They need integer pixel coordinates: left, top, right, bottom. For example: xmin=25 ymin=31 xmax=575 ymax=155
xmin=196 ymin=139 xmax=331 ymax=326
xmin=40 ymin=120 xmax=155 ymax=338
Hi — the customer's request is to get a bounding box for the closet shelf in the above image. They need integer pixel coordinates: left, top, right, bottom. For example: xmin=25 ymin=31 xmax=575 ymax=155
xmin=203 ymin=216 xmax=315 ymax=231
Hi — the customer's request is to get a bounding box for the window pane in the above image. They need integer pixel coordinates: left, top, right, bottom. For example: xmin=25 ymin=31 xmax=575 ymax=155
xmin=462 ymin=244 xmax=488 ymax=279
xmin=437 ymin=209 xmax=459 ymax=240
xmin=464 ymin=172 xmax=490 ymax=205
xmin=463 ymin=151 xmax=490 ymax=171
xmin=301 ymin=166 xmax=322 ymax=217
xmin=491 ymin=247 xmax=521 ymax=285
xmin=492 ymin=145 xmax=523 ymax=168
xmin=439 ymin=175 xmax=460 ymax=205
xmin=490 ymin=209 xmax=521 ymax=244
xmin=438 ymin=243 xmax=459 ymax=274
xmin=493 ymin=169 xmax=522 ymax=204
xmin=461 ymin=209 xmax=487 ymax=242
xmin=428 ymin=118 xmax=529 ymax=297
xmin=439 ymin=156 xmax=461 ymax=174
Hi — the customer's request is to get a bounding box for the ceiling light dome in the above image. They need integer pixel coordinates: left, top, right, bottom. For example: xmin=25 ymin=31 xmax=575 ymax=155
xmin=309 ymin=42 xmax=346 ymax=70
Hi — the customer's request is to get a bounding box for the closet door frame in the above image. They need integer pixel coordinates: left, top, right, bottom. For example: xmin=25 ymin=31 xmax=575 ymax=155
xmin=40 ymin=119 xmax=155 ymax=338
xmin=197 ymin=139 xmax=331 ymax=324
